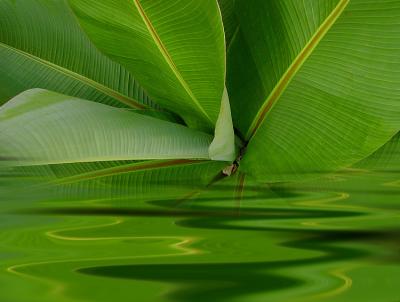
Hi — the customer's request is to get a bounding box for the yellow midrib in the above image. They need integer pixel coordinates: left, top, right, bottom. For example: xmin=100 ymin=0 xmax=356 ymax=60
xmin=55 ymin=159 xmax=203 ymax=184
xmin=132 ymin=0 xmax=213 ymax=125
xmin=0 ymin=42 xmax=148 ymax=109
xmin=245 ymin=0 xmax=350 ymax=141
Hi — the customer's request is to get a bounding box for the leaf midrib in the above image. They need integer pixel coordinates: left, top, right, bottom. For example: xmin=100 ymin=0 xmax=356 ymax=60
xmin=0 ymin=42 xmax=148 ymax=109
xmin=132 ymin=0 xmax=213 ymax=125
xmin=245 ymin=0 xmax=350 ymax=142
xmin=55 ymin=159 xmax=206 ymax=184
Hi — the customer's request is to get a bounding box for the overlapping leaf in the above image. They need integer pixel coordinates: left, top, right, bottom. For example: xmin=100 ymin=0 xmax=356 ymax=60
xmin=69 ymin=0 xmax=226 ymax=132
xmin=217 ymin=0 xmax=238 ymax=47
xmin=227 ymin=0 xmax=400 ymax=181
xmin=1 ymin=159 xmax=226 ymax=203
xmin=0 ymin=0 xmax=153 ymax=109
xmin=0 ymin=89 xmax=213 ymax=166
xmin=356 ymin=132 xmax=400 ymax=172
xmin=2 ymin=0 xmax=400 ymax=186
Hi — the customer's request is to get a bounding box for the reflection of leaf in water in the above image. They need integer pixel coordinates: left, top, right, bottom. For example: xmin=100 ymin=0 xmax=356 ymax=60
xmin=77 ymin=227 xmax=399 ymax=302
xmin=2 ymin=168 xmax=400 ymax=302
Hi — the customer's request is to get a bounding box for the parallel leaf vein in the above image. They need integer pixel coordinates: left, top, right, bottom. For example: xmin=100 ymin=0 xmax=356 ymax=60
xmin=246 ymin=0 xmax=350 ymax=141
xmin=132 ymin=0 xmax=212 ymax=124
xmin=55 ymin=159 xmax=206 ymax=184
xmin=0 ymin=42 xmax=147 ymax=109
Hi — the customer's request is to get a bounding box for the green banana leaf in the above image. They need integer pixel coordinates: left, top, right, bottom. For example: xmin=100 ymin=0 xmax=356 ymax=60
xmin=355 ymin=132 xmax=400 ymax=172
xmin=1 ymin=159 xmax=226 ymax=203
xmin=227 ymin=0 xmax=400 ymax=181
xmin=217 ymin=0 xmax=238 ymax=47
xmin=0 ymin=89 xmax=214 ymax=166
xmin=69 ymin=0 xmax=226 ymax=133
xmin=0 ymin=0 xmax=153 ymax=110
xmin=2 ymin=0 xmax=400 ymax=185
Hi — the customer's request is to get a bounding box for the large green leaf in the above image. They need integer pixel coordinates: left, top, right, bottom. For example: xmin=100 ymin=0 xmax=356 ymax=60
xmin=0 ymin=89 xmax=214 ymax=166
xmin=0 ymin=0 xmax=153 ymax=109
xmin=227 ymin=0 xmax=400 ymax=181
xmin=68 ymin=0 xmax=226 ymax=132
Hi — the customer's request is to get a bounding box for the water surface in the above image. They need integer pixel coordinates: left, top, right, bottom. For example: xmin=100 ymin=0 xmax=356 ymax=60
xmin=0 ymin=168 xmax=399 ymax=302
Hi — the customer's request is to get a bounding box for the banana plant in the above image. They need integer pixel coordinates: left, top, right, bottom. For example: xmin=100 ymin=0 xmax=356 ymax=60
xmin=1 ymin=0 xmax=400 ymax=187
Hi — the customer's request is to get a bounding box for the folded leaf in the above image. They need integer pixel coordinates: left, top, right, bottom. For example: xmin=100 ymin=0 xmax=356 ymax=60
xmin=68 ymin=0 xmax=226 ymax=132
xmin=0 ymin=89 xmax=213 ymax=166
xmin=0 ymin=0 xmax=153 ymax=109
xmin=228 ymin=0 xmax=400 ymax=181
xmin=355 ymin=132 xmax=400 ymax=172
xmin=209 ymin=87 xmax=236 ymax=161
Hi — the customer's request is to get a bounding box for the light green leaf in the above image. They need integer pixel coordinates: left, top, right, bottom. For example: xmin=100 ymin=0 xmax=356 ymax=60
xmin=0 ymin=0 xmax=153 ymax=109
xmin=0 ymin=89 xmax=213 ymax=166
xmin=227 ymin=0 xmax=400 ymax=181
xmin=209 ymin=87 xmax=236 ymax=161
xmin=68 ymin=0 xmax=226 ymax=132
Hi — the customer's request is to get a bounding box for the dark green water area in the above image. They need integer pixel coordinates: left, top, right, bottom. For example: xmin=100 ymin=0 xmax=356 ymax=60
xmin=0 ymin=165 xmax=399 ymax=302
